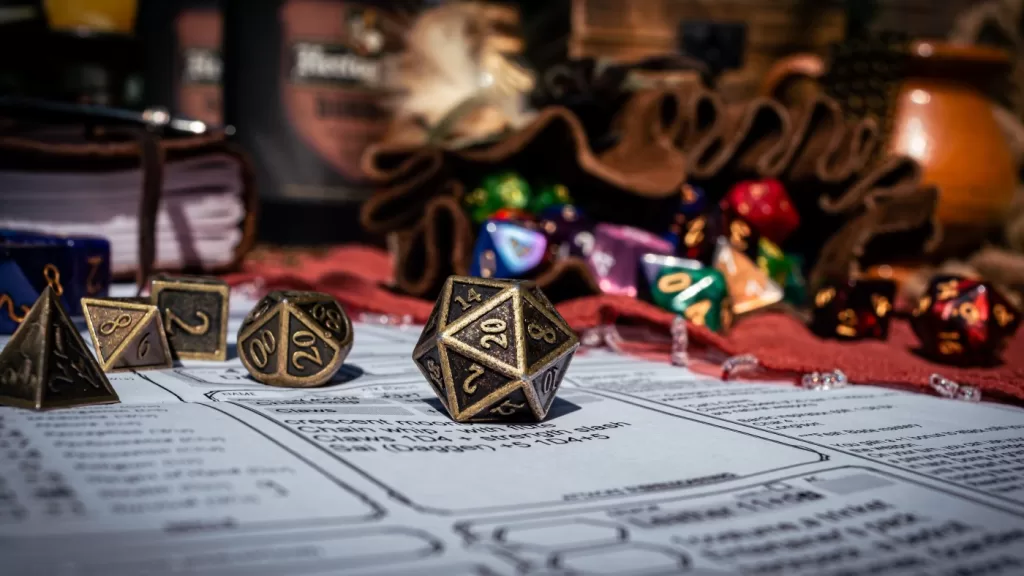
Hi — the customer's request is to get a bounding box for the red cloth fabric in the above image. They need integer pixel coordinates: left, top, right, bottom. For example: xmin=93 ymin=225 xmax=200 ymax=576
xmin=224 ymin=245 xmax=1024 ymax=405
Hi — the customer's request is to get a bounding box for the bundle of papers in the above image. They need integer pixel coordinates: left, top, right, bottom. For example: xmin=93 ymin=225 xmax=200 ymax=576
xmin=0 ymin=153 xmax=246 ymax=275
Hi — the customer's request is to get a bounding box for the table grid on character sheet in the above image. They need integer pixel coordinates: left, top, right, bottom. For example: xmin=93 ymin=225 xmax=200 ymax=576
xmin=1 ymin=287 xmax=1024 ymax=576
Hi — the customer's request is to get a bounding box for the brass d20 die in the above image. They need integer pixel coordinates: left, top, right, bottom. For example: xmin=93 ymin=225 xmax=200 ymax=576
xmin=413 ymin=276 xmax=579 ymax=423
xmin=81 ymin=298 xmax=173 ymax=373
xmin=0 ymin=287 xmax=119 ymax=410
xmin=150 ymin=275 xmax=230 ymax=361
xmin=237 ymin=291 xmax=353 ymax=388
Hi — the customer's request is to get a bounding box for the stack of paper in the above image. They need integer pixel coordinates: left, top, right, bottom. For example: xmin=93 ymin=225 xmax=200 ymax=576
xmin=0 ymin=153 xmax=246 ymax=275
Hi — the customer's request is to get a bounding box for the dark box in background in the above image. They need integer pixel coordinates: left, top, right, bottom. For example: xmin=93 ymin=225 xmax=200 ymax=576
xmin=223 ymin=0 xmax=413 ymax=246
xmin=139 ymin=0 xmax=223 ymax=127
xmin=0 ymin=0 xmax=143 ymax=108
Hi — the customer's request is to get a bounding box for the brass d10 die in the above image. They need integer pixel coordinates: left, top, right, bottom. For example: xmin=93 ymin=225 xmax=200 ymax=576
xmin=237 ymin=291 xmax=353 ymax=388
xmin=413 ymin=276 xmax=579 ymax=423
xmin=151 ymin=275 xmax=230 ymax=361
xmin=82 ymin=297 xmax=173 ymax=372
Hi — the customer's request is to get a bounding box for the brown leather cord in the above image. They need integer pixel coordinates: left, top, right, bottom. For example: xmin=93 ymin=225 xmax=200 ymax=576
xmin=135 ymin=129 xmax=165 ymax=295
xmin=362 ymin=85 xmax=940 ymax=301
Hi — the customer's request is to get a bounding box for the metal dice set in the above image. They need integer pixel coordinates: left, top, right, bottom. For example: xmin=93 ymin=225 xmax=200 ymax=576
xmin=0 ymin=274 xmax=231 ymax=411
xmin=1 ymin=268 xmax=576 ymax=422
xmin=80 ymin=275 xmax=231 ymax=373
xmin=462 ymin=175 xmax=807 ymax=333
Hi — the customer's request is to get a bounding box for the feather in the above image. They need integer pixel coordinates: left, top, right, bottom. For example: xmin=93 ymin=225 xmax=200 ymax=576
xmin=381 ymin=1 xmax=535 ymax=146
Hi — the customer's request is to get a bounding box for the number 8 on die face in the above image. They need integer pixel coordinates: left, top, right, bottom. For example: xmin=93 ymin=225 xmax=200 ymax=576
xmin=237 ymin=291 xmax=353 ymax=388
xmin=81 ymin=297 xmax=173 ymax=373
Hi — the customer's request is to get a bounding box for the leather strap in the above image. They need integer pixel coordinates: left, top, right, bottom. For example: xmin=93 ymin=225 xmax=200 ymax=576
xmin=135 ymin=129 xmax=165 ymax=295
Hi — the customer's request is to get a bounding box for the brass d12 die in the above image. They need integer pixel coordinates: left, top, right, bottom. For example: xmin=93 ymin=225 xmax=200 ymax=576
xmin=151 ymin=275 xmax=230 ymax=361
xmin=237 ymin=291 xmax=353 ymax=388
xmin=82 ymin=297 xmax=173 ymax=372
xmin=413 ymin=276 xmax=579 ymax=423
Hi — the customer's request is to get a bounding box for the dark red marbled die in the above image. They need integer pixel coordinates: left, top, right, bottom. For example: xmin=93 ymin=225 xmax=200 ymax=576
xmin=676 ymin=207 xmax=760 ymax=266
xmin=810 ymin=277 xmax=897 ymax=340
xmin=911 ymin=275 xmax=1022 ymax=364
xmin=723 ymin=178 xmax=800 ymax=245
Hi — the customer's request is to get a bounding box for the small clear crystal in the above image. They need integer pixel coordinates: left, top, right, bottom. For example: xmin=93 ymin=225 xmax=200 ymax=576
xmin=670 ymin=316 xmax=689 ymax=367
xmin=929 ymin=373 xmax=959 ymax=398
xmin=801 ymin=370 xmax=848 ymax=390
xmin=956 ymin=385 xmax=982 ymax=402
xmin=722 ymin=354 xmax=759 ymax=380
xmin=929 ymin=373 xmax=982 ymax=402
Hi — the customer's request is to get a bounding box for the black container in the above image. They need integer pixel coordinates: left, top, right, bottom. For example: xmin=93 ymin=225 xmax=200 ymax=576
xmin=139 ymin=0 xmax=223 ymax=126
xmin=223 ymin=0 xmax=420 ymax=245
xmin=0 ymin=1 xmax=143 ymax=108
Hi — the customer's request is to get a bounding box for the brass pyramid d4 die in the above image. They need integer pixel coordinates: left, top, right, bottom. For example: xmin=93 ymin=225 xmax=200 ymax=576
xmin=82 ymin=298 xmax=173 ymax=373
xmin=0 ymin=287 xmax=119 ymax=410
xmin=412 ymin=276 xmax=580 ymax=423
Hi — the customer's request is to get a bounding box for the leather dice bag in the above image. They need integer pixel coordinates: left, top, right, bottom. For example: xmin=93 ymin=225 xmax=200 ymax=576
xmin=0 ymin=114 xmax=258 ymax=292
xmin=361 ymin=80 xmax=941 ymax=304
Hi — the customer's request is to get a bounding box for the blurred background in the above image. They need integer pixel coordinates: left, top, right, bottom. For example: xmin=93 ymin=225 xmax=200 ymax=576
xmin=4 ymin=0 xmax=1024 ymax=329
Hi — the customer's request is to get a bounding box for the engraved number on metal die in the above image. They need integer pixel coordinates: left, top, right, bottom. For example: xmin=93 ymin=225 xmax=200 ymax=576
xmin=527 ymin=322 xmax=557 ymax=344
xmin=249 ymin=330 xmax=277 ymax=369
xmin=291 ymin=330 xmax=324 ymax=370
xmin=137 ymin=333 xmax=152 ymax=360
xmin=99 ymin=313 xmax=133 ymax=335
xmin=463 ymin=363 xmax=485 ymax=395
xmin=538 ymin=366 xmax=558 ymax=395
xmin=52 ymin=324 xmax=99 ymax=391
xmin=311 ymin=303 xmax=343 ymax=334
xmin=165 ymin=309 xmax=211 ymax=335
xmin=491 ymin=399 xmax=525 ymax=416
xmin=454 ymin=288 xmax=483 ymax=312
xmin=425 ymin=358 xmax=443 ymax=386
xmin=479 ymin=319 xmax=508 ymax=349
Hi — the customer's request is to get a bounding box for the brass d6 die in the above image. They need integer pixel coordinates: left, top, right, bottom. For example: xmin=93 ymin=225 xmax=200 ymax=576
xmin=237 ymin=291 xmax=353 ymax=387
xmin=413 ymin=276 xmax=579 ymax=422
xmin=151 ymin=275 xmax=230 ymax=361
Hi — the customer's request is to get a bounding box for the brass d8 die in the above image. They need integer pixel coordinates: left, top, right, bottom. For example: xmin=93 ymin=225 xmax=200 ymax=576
xmin=413 ymin=276 xmax=579 ymax=423
xmin=82 ymin=297 xmax=173 ymax=372
xmin=151 ymin=275 xmax=230 ymax=361
xmin=237 ymin=291 xmax=353 ymax=388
